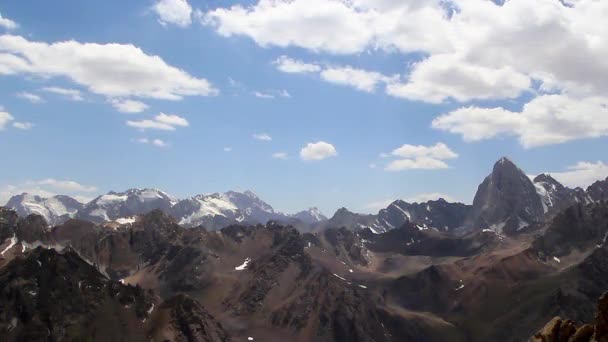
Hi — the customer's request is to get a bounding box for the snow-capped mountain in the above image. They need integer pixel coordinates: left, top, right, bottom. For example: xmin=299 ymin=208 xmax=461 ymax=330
xmin=171 ymin=190 xmax=293 ymax=229
xmin=5 ymin=193 xmax=83 ymax=226
xmin=322 ymin=199 xmax=471 ymax=234
xmin=292 ymin=207 xmax=328 ymax=224
xmin=76 ymin=188 xmax=176 ymax=224
xmin=532 ymin=173 xmax=590 ymax=217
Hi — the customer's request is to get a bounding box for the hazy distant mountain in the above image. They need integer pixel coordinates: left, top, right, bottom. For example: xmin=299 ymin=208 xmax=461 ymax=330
xmin=5 ymin=193 xmax=83 ymax=226
xmin=464 ymin=157 xmax=546 ymax=234
xmin=292 ymin=207 xmax=328 ymax=224
xmin=76 ymin=188 xmax=176 ymax=223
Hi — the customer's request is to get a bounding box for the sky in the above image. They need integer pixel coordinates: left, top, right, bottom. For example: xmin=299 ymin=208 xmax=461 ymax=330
xmin=0 ymin=0 xmax=607 ymax=215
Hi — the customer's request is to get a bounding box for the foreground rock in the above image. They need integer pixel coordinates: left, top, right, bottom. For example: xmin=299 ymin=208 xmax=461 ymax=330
xmin=530 ymin=292 xmax=608 ymax=342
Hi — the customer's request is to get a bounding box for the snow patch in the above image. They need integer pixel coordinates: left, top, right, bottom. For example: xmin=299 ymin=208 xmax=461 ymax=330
xmin=1 ymin=234 xmax=18 ymax=256
xmin=553 ymin=256 xmax=561 ymax=263
xmin=235 ymin=258 xmax=251 ymax=271
xmin=115 ymin=217 xmax=136 ymax=225
xmin=332 ymin=273 xmax=347 ymax=282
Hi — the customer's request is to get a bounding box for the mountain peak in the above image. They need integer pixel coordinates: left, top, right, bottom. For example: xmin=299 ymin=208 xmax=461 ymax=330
xmin=493 ymin=156 xmax=518 ymax=171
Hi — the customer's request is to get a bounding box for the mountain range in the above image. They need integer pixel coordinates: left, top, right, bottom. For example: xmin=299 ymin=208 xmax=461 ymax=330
xmin=7 ymin=157 xmax=605 ymax=236
xmin=2 ymin=157 xmax=608 ymax=341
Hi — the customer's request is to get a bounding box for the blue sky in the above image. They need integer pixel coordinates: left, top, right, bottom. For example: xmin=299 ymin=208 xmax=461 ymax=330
xmin=0 ymin=0 xmax=607 ymax=215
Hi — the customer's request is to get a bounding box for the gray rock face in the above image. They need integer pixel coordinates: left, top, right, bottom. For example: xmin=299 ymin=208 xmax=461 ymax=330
xmin=533 ymin=173 xmax=590 ymax=218
xmin=5 ymin=193 xmax=83 ymax=226
xmin=465 ymin=157 xmax=545 ymax=234
xmin=76 ymin=189 xmax=175 ymax=224
xmin=377 ymin=199 xmax=471 ymax=233
xmin=587 ymin=177 xmax=608 ymax=202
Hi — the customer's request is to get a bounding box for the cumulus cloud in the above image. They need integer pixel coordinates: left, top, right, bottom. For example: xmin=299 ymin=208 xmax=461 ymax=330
xmin=320 ymin=66 xmax=396 ymax=93
xmin=205 ymin=0 xmax=608 ymax=145
xmin=272 ymin=152 xmax=288 ymax=159
xmin=384 ymin=142 xmax=458 ymax=171
xmin=274 ymin=56 xmax=395 ymax=94
xmin=0 ymin=12 xmax=17 ymax=30
xmin=0 ymin=110 xmax=14 ymax=130
xmin=16 ymin=92 xmax=43 ymax=103
xmin=0 ymin=34 xmax=217 ymax=104
xmin=110 ymin=99 xmax=148 ymax=113
xmin=252 ymin=133 xmax=272 ymax=141
xmin=127 ymin=113 xmax=189 ymax=131
xmin=13 ymin=122 xmax=33 ymax=130
xmin=153 ymin=0 xmax=193 ymax=27
xmin=432 ymin=94 xmax=608 ymax=148
xmin=203 ymin=0 xmax=374 ymax=54
xmin=539 ymin=161 xmax=608 ymax=189
xmin=137 ymin=137 xmax=169 ymax=148
xmin=273 ymin=56 xmax=321 ymax=74
xmin=42 ymin=87 xmax=84 ymax=101
xmin=300 ymin=141 xmax=337 ymax=161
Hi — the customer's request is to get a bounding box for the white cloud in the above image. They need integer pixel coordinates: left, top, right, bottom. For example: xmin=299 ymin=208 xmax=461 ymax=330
xmin=16 ymin=92 xmax=43 ymax=103
xmin=223 ymin=147 xmax=233 ymax=152
xmin=137 ymin=137 xmax=168 ymax=148
xmin=273 ymin=56 xmax=321 ymax=74
xmin=0 ymin=34 xmax=217 ymax=103
xmin=127 ymin=112 xmax=189 ymax=131
xmin=205 ymin=0 xmax=608 ymax=114
xmin=110 ymin=99 xmax=148 ymax=113
xmin=385 ymin=157 xmax=449 ymax=171
xmin=272 ymin=152 xmax=288 ymax=159
xmin=300 ymin=141 xmax=337 ymax=161
xmin=128 ymin=120 xmax=175 ymax=131
xmin=369 ymin=163 xmax=377 ymax=169
xmin=42 ymin=87 xmax=83 ymax=101
xmin=155 ymin=112 xmax=189 ymax=127
xmin=1 ymin=179 xmax=98 ymax=205
xmin=320 ymin=66 xmax=396 ymax=93
xmin=153 ymin=0 xmax=193 ymax=27
xmin=384 ymin=142 xmax=457 ymax=171
xmin=203 ymin=0 xmax=374 ymax=54
xmin=0 ymin=110 xmax=14 ymax=130
xmin=391 ymin=142 xmax=458 ymax=160
xmin=540 ymin=161 xmax=608 ymax=189
xmin=13 ymin=122 xmax=33 ymax=130
xmin=254 ymin=91 xmax=274 ymax=99
xmin=0 ymin=12 xmax=17 ymax=30
xmin=279 ymin=89 xmax=291 ymax=98
xmin=386 ymin=56 xmax=531 ymax=103
xmin=274 ymin=56 xmax=395 ymax=94
xmin=252 ymin=133 xmax=272 ymax=141
xmin=432 ymin=94 xmax=608 ymax=148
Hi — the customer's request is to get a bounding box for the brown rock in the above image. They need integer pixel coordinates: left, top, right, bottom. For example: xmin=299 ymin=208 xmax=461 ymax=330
xmin=568 ymin=324 xmax=594 ymax=342
xmin=595 ymin=292 xmax=608 ymax=341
